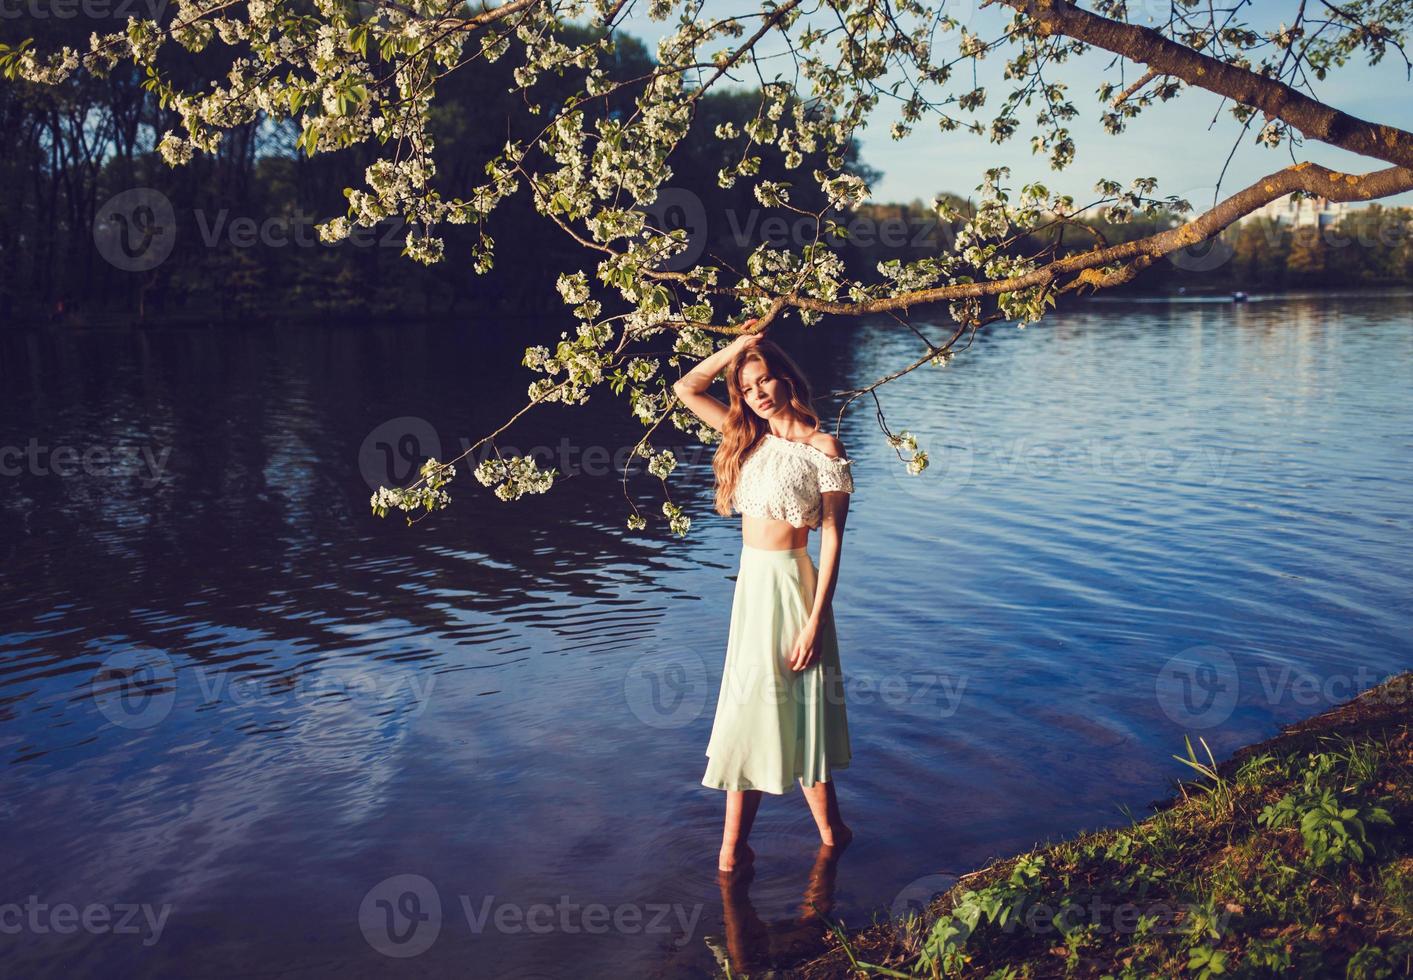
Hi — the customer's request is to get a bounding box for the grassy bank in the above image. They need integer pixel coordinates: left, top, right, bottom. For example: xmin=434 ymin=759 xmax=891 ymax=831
xmin=798 ymin=671 xmax=1413 ymax=979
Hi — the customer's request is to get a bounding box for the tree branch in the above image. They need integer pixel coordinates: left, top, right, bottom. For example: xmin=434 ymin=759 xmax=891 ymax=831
xmin=1001 ymin=0 xmax=1413 ymax=169
xmin=655 ymin=161 xmax=1413 ymax=321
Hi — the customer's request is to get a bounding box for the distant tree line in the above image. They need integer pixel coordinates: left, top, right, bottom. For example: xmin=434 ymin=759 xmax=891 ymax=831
xmin=845 ymin=198 xmax=1413 ymax=295
xmin=0 ymin=20 xmax=876 ymax=326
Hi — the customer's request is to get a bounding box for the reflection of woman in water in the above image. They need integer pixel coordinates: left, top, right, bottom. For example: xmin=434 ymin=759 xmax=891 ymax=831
xmin=673 ymin=327 xmax=855 ymax=873
xmin=712 ymin=842 xmax=847 ymax=974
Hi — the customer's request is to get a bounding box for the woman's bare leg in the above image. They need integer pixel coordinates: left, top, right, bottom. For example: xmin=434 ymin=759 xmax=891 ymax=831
xmin=720 ymin=789 xmax=763 ymax=872
xmin=800 ymin=779 xmax=852 ymax=847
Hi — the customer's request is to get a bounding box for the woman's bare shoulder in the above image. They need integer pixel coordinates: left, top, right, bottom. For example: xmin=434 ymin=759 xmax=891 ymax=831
xmin=805 ymin=431 xmax=847 ymax=460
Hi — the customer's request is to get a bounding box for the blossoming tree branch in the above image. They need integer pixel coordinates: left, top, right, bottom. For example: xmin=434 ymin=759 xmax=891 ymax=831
xmin=7 ymin=0 xmax=1412 ymax=534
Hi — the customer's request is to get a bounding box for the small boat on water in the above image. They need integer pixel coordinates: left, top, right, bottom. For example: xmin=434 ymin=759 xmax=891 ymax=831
xmin=1232 ymin=290 xmax=1248 ymax=302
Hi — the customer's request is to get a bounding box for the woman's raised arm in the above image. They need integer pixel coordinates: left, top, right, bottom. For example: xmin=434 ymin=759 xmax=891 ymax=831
xmin=671 ymin=326 xmax=761 ymax=433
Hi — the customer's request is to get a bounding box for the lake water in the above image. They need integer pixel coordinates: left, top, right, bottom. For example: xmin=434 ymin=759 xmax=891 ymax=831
xmin=3 ymin=292 xmax=1410 ymax=977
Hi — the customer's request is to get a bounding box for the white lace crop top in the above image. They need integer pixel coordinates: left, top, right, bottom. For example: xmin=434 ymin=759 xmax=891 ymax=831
xmin=729 ymin=433 xmax=855 ymax=529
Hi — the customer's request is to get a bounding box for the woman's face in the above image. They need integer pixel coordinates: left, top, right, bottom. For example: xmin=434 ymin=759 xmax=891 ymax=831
xmin=738 ymin=359 xmax=787 ymax=420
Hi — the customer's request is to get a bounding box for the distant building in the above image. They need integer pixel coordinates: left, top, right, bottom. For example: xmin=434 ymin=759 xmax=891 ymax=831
xmin=1236 ymin=193 xmax=1351 ymax=229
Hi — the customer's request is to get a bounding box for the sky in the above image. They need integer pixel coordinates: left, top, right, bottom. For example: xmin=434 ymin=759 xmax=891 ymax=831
xmin=606 ymin=0 xmax=1413 ymax=211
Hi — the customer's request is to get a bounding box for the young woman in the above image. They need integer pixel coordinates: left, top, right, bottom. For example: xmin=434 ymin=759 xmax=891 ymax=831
xmin=672 ymin=327 xmax=855 ymax=874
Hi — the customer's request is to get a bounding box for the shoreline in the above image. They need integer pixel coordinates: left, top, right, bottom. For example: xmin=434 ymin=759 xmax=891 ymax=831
xmin=786 ymin=670 xmax=1413 ymax=979
xmin=5 ymin=285 xmax=1412 ymax=332
xmin=1080 ymin=285 xmax=1413 ymax=304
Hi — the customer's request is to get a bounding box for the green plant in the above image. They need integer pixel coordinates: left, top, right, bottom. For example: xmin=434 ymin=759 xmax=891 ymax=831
xmin=1258 ymin=787 xmax=1394 ymax=869
xmin=1186 ymin=945 xmax=1229 ymax=978
xmin=1345 ymin=943 xmax=1396 ymax=980
xmin=914 ymin=854 xmax=1048 ymax=976
xmin=1238 ymin=936 xmax=1292 ymax=974
xmin=1059 ymin=920 xmax=1100 ymax=973
xmin=1234 ymin=752 xmax=1279 ymax=789
xmin=1181 ymin=898 xmax=1230 ymax=946
xmin=1173 ymin=735 xmax=1235 ymax=818
xmin=1314 ymin=734 xmax=1386 ymax=793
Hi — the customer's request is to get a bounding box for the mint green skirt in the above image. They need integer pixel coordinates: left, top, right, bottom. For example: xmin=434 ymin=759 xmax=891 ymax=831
xmin=702 ymin=543 xmax=851 ymax=794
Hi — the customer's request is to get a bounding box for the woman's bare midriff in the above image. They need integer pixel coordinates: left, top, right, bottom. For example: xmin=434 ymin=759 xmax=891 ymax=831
xmin=742 ymin=514 xmax=812 ymax=551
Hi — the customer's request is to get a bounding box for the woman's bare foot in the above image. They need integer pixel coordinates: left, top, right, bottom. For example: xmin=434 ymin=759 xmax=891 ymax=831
xmin=819 ymin=823 xmax=853 ymax=848
xmin=718 ymin=841 xmax=755 ymax=873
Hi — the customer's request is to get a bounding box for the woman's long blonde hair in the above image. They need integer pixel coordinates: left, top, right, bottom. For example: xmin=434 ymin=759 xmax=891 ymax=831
xmin=712 ymin=338 xmax=820 ymax=517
